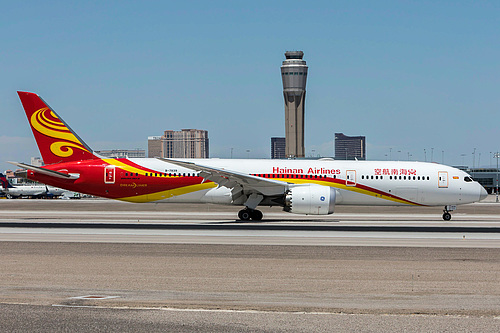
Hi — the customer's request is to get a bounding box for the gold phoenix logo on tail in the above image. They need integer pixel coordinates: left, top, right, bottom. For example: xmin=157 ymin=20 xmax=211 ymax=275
xmin=31 ymin=107 xmax=91 ymax=158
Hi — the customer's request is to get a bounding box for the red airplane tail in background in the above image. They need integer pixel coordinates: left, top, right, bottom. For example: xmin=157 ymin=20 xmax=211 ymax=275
xmin=17 ymin=91 xmax=99 ymax=165
xmin=0 ymin=173 xmax=14 ymax=189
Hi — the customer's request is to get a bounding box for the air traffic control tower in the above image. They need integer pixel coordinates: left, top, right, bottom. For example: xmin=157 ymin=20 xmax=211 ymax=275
xmin=281 ymin=51 xmax=308 ymax=158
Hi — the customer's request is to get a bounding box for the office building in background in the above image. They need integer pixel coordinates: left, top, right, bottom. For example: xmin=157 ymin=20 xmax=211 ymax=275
xmin=147 ymin=136 xmax=162 ymax=158
xmin=271 ymin=137 xmax=286 ymax=159
xmin=95 ymin=149 xmax=146 ymax=159
xmin=148 ymin=129 xmax=209 ymax=158
xmin=335 ymin=133 xmax=366 ymax=160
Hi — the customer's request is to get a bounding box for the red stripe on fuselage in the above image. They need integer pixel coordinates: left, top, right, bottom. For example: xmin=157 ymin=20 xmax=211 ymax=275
xmin=251 ymin=173 xmax=422 ymax=206
xmin=25 ymin=159 xmax=208 ymax=199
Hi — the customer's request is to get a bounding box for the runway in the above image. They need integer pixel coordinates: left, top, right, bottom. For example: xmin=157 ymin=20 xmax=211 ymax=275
xmin=0 ymin=198 xmax=499 ymax=248
xmin=0 ymin=198 xmax=499 ymax=332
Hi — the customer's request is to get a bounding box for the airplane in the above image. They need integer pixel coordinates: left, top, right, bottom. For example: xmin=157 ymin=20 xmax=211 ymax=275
xmin=10 ymin=91 xmax=487 ymax=220
xmin=0 ymin=172 xmax=66 ymax=199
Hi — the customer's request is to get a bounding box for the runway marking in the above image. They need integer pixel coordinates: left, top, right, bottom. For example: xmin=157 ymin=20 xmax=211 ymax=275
xmin=49 ymin=304 xmax=497 ymax=318
xmin=70 ymin=295 xmax=120 ymax=300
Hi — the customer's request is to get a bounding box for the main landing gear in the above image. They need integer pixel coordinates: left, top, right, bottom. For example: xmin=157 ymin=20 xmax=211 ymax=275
xmin=238 ymin=208 xmax=263 ymax=221
xmin=442 ymin=205 xmax=456 ymax=221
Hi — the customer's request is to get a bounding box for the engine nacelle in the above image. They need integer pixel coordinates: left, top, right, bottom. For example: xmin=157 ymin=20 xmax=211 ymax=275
xmin=284 ymin=184 xmax=336 ymax=215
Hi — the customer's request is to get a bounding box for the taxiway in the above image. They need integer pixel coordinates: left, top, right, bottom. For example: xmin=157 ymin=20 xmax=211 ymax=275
xmin=0 ymin=198 xmax=499 ymax=332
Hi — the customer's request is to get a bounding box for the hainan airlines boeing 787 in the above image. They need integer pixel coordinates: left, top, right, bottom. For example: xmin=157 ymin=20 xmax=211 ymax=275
xmin=11 ymin=92 xmax=487 ymax=221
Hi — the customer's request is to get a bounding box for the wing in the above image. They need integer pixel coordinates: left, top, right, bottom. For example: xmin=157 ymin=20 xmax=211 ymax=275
xmin=31 ymin=189 xmax=48 ymax=196
xmin=157 ymin=158 xmax=289 ymax=197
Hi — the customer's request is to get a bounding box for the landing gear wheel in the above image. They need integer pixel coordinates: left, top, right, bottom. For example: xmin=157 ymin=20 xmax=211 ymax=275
xmin=238 ymin=209 xmax=252 ymax=221
xmin=442 ymin=205 xmax=455 ymax=221
xmin=442 ymin=212 xmax=452 ymax=221
xmin=251 ymin=210 xmax=263 ymax=221
xmin=238 ymin=209 xmax=263 ymax=221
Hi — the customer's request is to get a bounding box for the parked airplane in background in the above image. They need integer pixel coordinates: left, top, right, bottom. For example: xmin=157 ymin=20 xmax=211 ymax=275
xmin=10 ymin=92 xmax=487 ymax=220
xmin=0 ymin=173 xmax=65 ymax=199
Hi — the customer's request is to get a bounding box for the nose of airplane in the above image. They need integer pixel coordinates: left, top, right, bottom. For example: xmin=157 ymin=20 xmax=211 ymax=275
xmin=479 ymin=186 xmax=488 ymax=201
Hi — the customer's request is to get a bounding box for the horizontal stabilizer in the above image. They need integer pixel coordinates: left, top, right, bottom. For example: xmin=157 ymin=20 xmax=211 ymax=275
xmin=8 ymin=161 xmax=80 ymax=180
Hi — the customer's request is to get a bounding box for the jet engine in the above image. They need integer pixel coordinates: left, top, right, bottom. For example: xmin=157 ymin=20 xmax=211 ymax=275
xmin=284 ymin=184 xmax=336 ymax=215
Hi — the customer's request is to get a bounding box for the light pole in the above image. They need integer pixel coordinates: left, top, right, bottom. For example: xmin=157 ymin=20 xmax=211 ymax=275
xmin=494 ymin=152 xmax=499 ymax=203
xmin=424 ymin=149 xmax=427 ymax=162
xmin=472 ymin=148 xmax=476 ymax=169
xmin=431 ymin=148 xmax=434 ymax=163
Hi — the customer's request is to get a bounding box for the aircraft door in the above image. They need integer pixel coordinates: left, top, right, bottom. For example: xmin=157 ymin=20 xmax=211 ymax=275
xmin=438 ymin=171 xmax=448 ymax=188
xmin=104 ymin=165 xmax=115 ymax=184
xmin=346 ymin=170 xmax=356 ymax=186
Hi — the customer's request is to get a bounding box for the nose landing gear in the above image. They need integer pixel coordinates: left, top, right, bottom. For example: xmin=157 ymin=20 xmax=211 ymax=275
xmin=238 ymin=208 xmax=263 ymax=221
xmin=442 ymin=205 xmax=456 ymax=221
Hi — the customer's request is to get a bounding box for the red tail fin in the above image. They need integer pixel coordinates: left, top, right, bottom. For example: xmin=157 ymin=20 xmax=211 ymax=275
xmin=17 ymin=91 xmax=99 ymax=165
xmin=0 ymin=173 xmax=14 ymax=189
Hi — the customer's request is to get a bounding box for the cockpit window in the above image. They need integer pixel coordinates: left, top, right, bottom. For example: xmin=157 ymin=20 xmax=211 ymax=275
xmin=464 ymin=176 xmax=473 ymax=182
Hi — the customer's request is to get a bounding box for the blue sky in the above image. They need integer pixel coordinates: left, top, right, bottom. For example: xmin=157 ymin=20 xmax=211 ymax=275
xmin=1 ymin=0 xmax=499 ymax=172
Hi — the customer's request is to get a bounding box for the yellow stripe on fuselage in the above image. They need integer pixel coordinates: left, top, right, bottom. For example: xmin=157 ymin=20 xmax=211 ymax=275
xmin=117 ymin=182 xmax=216 ymax=203
xmin=103 ymin=158 xmax=417 ymax=205
xmin=279 ymin=178 xmax=418 ymax=206
xmin=102 ymin=158 xmax=151 ymax=175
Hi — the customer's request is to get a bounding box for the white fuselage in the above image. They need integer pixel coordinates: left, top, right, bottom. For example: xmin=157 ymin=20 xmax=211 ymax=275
xmin=1 ymin=184 xmax=66 ymax=198
xmin=124 ymin=158 xmax=487 ymax=207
